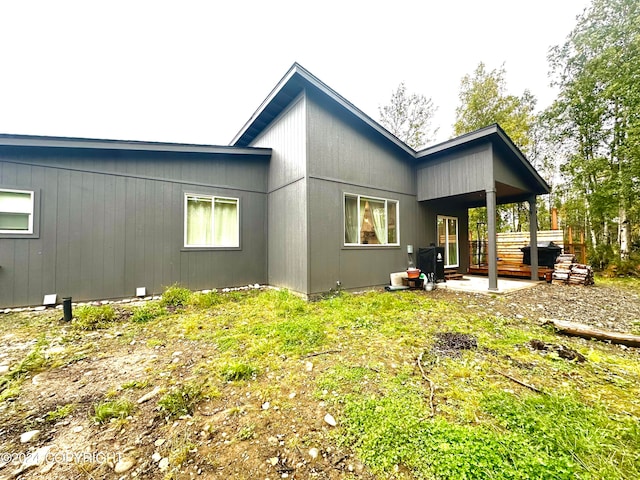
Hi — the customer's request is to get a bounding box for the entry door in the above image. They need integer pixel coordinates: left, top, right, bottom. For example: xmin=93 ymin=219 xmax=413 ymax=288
xmin=437 ymin=216 xmax=459 ymax=268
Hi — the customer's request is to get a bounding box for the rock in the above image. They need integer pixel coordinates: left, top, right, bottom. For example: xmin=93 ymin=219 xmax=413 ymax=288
xmin=152 ymin=452 xmax=161 ymax=462
xmin=308 ymin=447 xmax=319 ymax=460
xmin=72 ymin=426 xmax=83 ymax=433
xmin=267 ymin=436 xmax=278 ymax=446
xmin=158 ymin=457 xmax=169 ymax=471
xmin=19 ymin=445 xmax=52 ymax=471
xmin=268 ymin=456 xmax=279 ymax=466
xmin=305 ymin=361 xmax=313 ymax=372
xmin=20 ymin=430 xmax=41 ymax=443
xmin=288 ymin=392 xmax=296 ymax=399
xmin=31 ymin=374 xmax=45 ymax=386
xmin=114 ymin=458 xmax=136 ymax=473
xmin=40 ymin=462 xmax=55 ymax=474
xmin=137 ymin=386 xmax=161 ymax=404
xmin=0 ymin=365 xmax=9 ymax=374
xmin=154 ymin=438 xmax=166 ymax=447
xmin=34 ymin=306 xmax=46 ymax=311
xmin=172 ymin=351 xmax=182 ymax=357
xmin=262 ymin=401 xmax=270 ymax=410
xmin=324 ymin=413 xmax=337 ymax=427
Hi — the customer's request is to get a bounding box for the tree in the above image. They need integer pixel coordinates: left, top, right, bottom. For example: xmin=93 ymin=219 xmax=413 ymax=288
xmin=454 ymin=63 xmax=538 ymax=234
xmin=379 ymin=82 xmax=438 ymax=150
xmin=547 ymin=0 xmax=640 ymax=263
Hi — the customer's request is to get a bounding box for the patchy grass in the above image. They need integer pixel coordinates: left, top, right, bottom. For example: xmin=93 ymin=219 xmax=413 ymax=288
xmin=73 ymin=304 xmax=116 ymax=330
xmin=93 ymin=398 xmax=135 ymax=423
xmin=1 ymin=284 xmax=639 ymax=480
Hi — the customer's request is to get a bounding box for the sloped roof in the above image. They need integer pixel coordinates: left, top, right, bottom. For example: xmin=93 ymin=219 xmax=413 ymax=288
xmin=231 ymin=63 xmax=550 ymax=195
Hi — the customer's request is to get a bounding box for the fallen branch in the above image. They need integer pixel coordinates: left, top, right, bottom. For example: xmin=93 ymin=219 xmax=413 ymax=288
xmin=303 ymin=349 xmax=342 ymax=358
xmin=417 ymin=352 xmax=436 ymax=416
xmin=544 ymin=319 xmax=640 ymax=348
xmin=495 ymin=370 xmax=545 ymax=394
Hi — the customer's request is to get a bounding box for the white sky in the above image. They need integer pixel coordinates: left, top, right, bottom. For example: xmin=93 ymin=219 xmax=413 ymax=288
xmin=0 ymin=0 xmax=590 ymax=146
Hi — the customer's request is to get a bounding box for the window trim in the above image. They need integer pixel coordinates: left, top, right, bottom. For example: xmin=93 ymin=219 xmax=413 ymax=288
xmin=0 ymin=186 xmax=39 ymax=238
xmin=183 ymin=193 xmax=240 ymax=249
xmin=343 ymin=192 xmax=400 ymax=247
xmin=437 ymin=215 xmax=459 ymax=268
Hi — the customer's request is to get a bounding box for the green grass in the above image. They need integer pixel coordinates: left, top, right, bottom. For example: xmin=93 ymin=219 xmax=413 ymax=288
xmin=73 ymin=305 xmax=116 ymax=330
xmin=93 ymin=399 xmax=135 ymax=423
xmin=46 ymin=403 xmax=76 ymax=421
xmin=1 ymin=284 xmax=638 ymax=479
xmin=158 ymin=382 xmax=204 ymax=418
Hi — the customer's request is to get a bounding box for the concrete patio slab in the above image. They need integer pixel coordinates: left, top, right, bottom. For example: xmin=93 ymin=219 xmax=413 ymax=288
xmin=438 ymin=275 xmax=542 ymax=294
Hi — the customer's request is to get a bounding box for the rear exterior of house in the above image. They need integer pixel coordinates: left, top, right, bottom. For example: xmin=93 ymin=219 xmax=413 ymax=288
xmin=0 ymin=63 xmax=549 ymax=308
xmin=0 ymin=140 xmax=270 ymax=307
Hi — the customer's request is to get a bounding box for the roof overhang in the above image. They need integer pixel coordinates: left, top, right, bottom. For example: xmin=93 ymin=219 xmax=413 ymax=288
xmin=231 ymin=63 xmax=415 ymax=156
xmin=416 ymin=124 xmax=551 ymax=195
xmin=0 ymin=134 xmax=272 ymax=157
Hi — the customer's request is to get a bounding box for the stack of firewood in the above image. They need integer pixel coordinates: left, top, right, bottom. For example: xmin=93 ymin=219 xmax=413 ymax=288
xmin=552 ymin=254 xmax=594 ymax=286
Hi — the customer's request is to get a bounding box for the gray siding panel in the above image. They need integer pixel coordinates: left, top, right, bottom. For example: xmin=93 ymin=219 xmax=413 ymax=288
xmin=306 ymin=91 xmax=415 ymax=195
xmin=493 ymin=150 xmax=529 ymax=191
xmin=307 ymin=178 xmax=417 ymax=294
xmin=0 ymin=150 xmax=269 ymax=308
xmin=416 ymin=144 xmax=492 ymax=201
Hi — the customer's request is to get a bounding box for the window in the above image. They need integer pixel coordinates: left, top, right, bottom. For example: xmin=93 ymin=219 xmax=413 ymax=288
xmin=344 ymin=194 xmax=399 ymax=246
xmin=437 ymin=215 xmax=458 ymax=268
xmin=0 ymin=188 xmax=34 ymax=234
xmin=184 ymin=194 xmax=239 ymax=247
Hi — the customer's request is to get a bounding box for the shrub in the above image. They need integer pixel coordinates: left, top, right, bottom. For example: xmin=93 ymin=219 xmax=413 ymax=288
xmin=73 ymin=305 xmax=116 ymax=330
xmin=192 ymin=291 xmax=222 ymax=308
xmin=131 ymin=302 xmax=165 ymax=323
xmin=160 ymin=284 xmax=192 ymax=308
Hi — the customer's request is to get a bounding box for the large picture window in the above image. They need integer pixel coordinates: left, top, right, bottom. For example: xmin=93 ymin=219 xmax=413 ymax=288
xmin=0 ymin=188 xmax=34 ymax=234
xmin=437 ymin=215 xmax=459 ymax=268
xmin=184 ymin=194 xmax=239 ymax=248
xmin=344 ymin=194 xmax=399 ymax=246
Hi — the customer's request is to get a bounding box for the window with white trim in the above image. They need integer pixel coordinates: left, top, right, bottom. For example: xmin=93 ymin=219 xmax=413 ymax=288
xmin=184 ymin=194 xmax=239 ymax=247
xmin=344 ymin=194 xmax=399 ymax=246
xmin=0 ymin=188 xmax=34 ymax=234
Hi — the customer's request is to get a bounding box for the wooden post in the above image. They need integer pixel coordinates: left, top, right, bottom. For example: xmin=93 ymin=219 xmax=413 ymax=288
xmin=551 ymin=207 xmax=558 ymax=230
xmin=580 ymin=231 xmax=586 ymax=264
xmin=568 ymin=226 xmax=573 ymax=255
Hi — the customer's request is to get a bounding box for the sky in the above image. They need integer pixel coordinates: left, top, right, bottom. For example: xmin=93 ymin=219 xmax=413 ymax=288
xmin=0 ymin=0 xmax=591 ymax=146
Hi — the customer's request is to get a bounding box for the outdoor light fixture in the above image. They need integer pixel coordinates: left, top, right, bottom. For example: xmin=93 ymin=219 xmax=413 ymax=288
xmin=43 ymin=294 xmax=57 ymax=306
xmin=136 ymin=287 xmax=146 ymax=297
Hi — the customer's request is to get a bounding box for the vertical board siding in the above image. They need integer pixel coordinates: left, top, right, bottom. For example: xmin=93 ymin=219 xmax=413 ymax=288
xmin=251 ymin=93 xmax=308 ymax=295
xmin=0 ymin=150 xmax=268 ymax=307
xmin=416 ymin=144 xmax=492 ymax=201
xmin=306 ymin=91 xmax=415 ymax=195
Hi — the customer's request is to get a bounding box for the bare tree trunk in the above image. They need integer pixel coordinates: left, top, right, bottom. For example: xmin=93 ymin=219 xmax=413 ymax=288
xmin=619 ymin=207 xmax=629 ymax=259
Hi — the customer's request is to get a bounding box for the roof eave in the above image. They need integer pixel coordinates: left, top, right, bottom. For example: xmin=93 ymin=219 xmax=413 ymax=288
xmin=0 ymin=134 xmax=272 ymax=156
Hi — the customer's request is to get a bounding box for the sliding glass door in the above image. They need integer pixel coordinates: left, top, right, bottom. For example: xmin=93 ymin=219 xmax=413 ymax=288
xmin=437 ymin=216 xmax=459 ymax=268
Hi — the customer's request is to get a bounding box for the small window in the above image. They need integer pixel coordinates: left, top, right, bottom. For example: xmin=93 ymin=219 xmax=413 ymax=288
xmin=0 ymin=189 xmax=34 ymax=234
xmin=344 ymin=193 xmax=399 ymax=246
xmin=184 ymin=194 xmax=239 ymax=248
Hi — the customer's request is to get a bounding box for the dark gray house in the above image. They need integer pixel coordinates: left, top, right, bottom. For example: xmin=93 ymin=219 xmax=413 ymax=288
xmin=0 ymin=63 xmax=549 ymax=307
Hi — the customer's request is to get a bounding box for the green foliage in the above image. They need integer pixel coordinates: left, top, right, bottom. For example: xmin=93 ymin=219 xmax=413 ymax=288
xmin=220 ymin=362 xmax=258 ymax=382
xmin=160 ymin=284 xmax=192 ymax=308
xmin=131 ymin=302 xmax=165 ymax=323
xmin=120 ymin=379 xmax=150 ymax=390
xmin=73 ymin=305 xmax=116 ymax=330
xmin=93 ymin=399 xmax=134 ymax=423
xmin=236 ymin=424 xmax=255 ymax=441
xmin=547 ymin=0 xmax=640 ymax=259
xmin=379 ymin=81 xmax=438 ymax=149
xmin=482 ymin=391 xmax=640 ymax=479
xmin=342 ymin=384 xmax=576 ymax=479
xmin=454 ymin=62 xmax=536 ymax=154
xmin=46 ymin=403 xmax=76 ymax=421
xmin=158 ymin=382 xmax=204 ymax=418
xmin=191 ymin=290 xmax=223 ymax=308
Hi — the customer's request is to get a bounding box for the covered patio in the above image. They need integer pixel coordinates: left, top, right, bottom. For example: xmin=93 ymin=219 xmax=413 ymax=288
xmin=415 ymin=124 xmax=551 ymax=291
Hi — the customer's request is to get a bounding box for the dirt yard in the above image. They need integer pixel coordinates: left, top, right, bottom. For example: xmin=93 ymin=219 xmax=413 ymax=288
xmin=0 ymin=280 xmax=638 ymax=479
